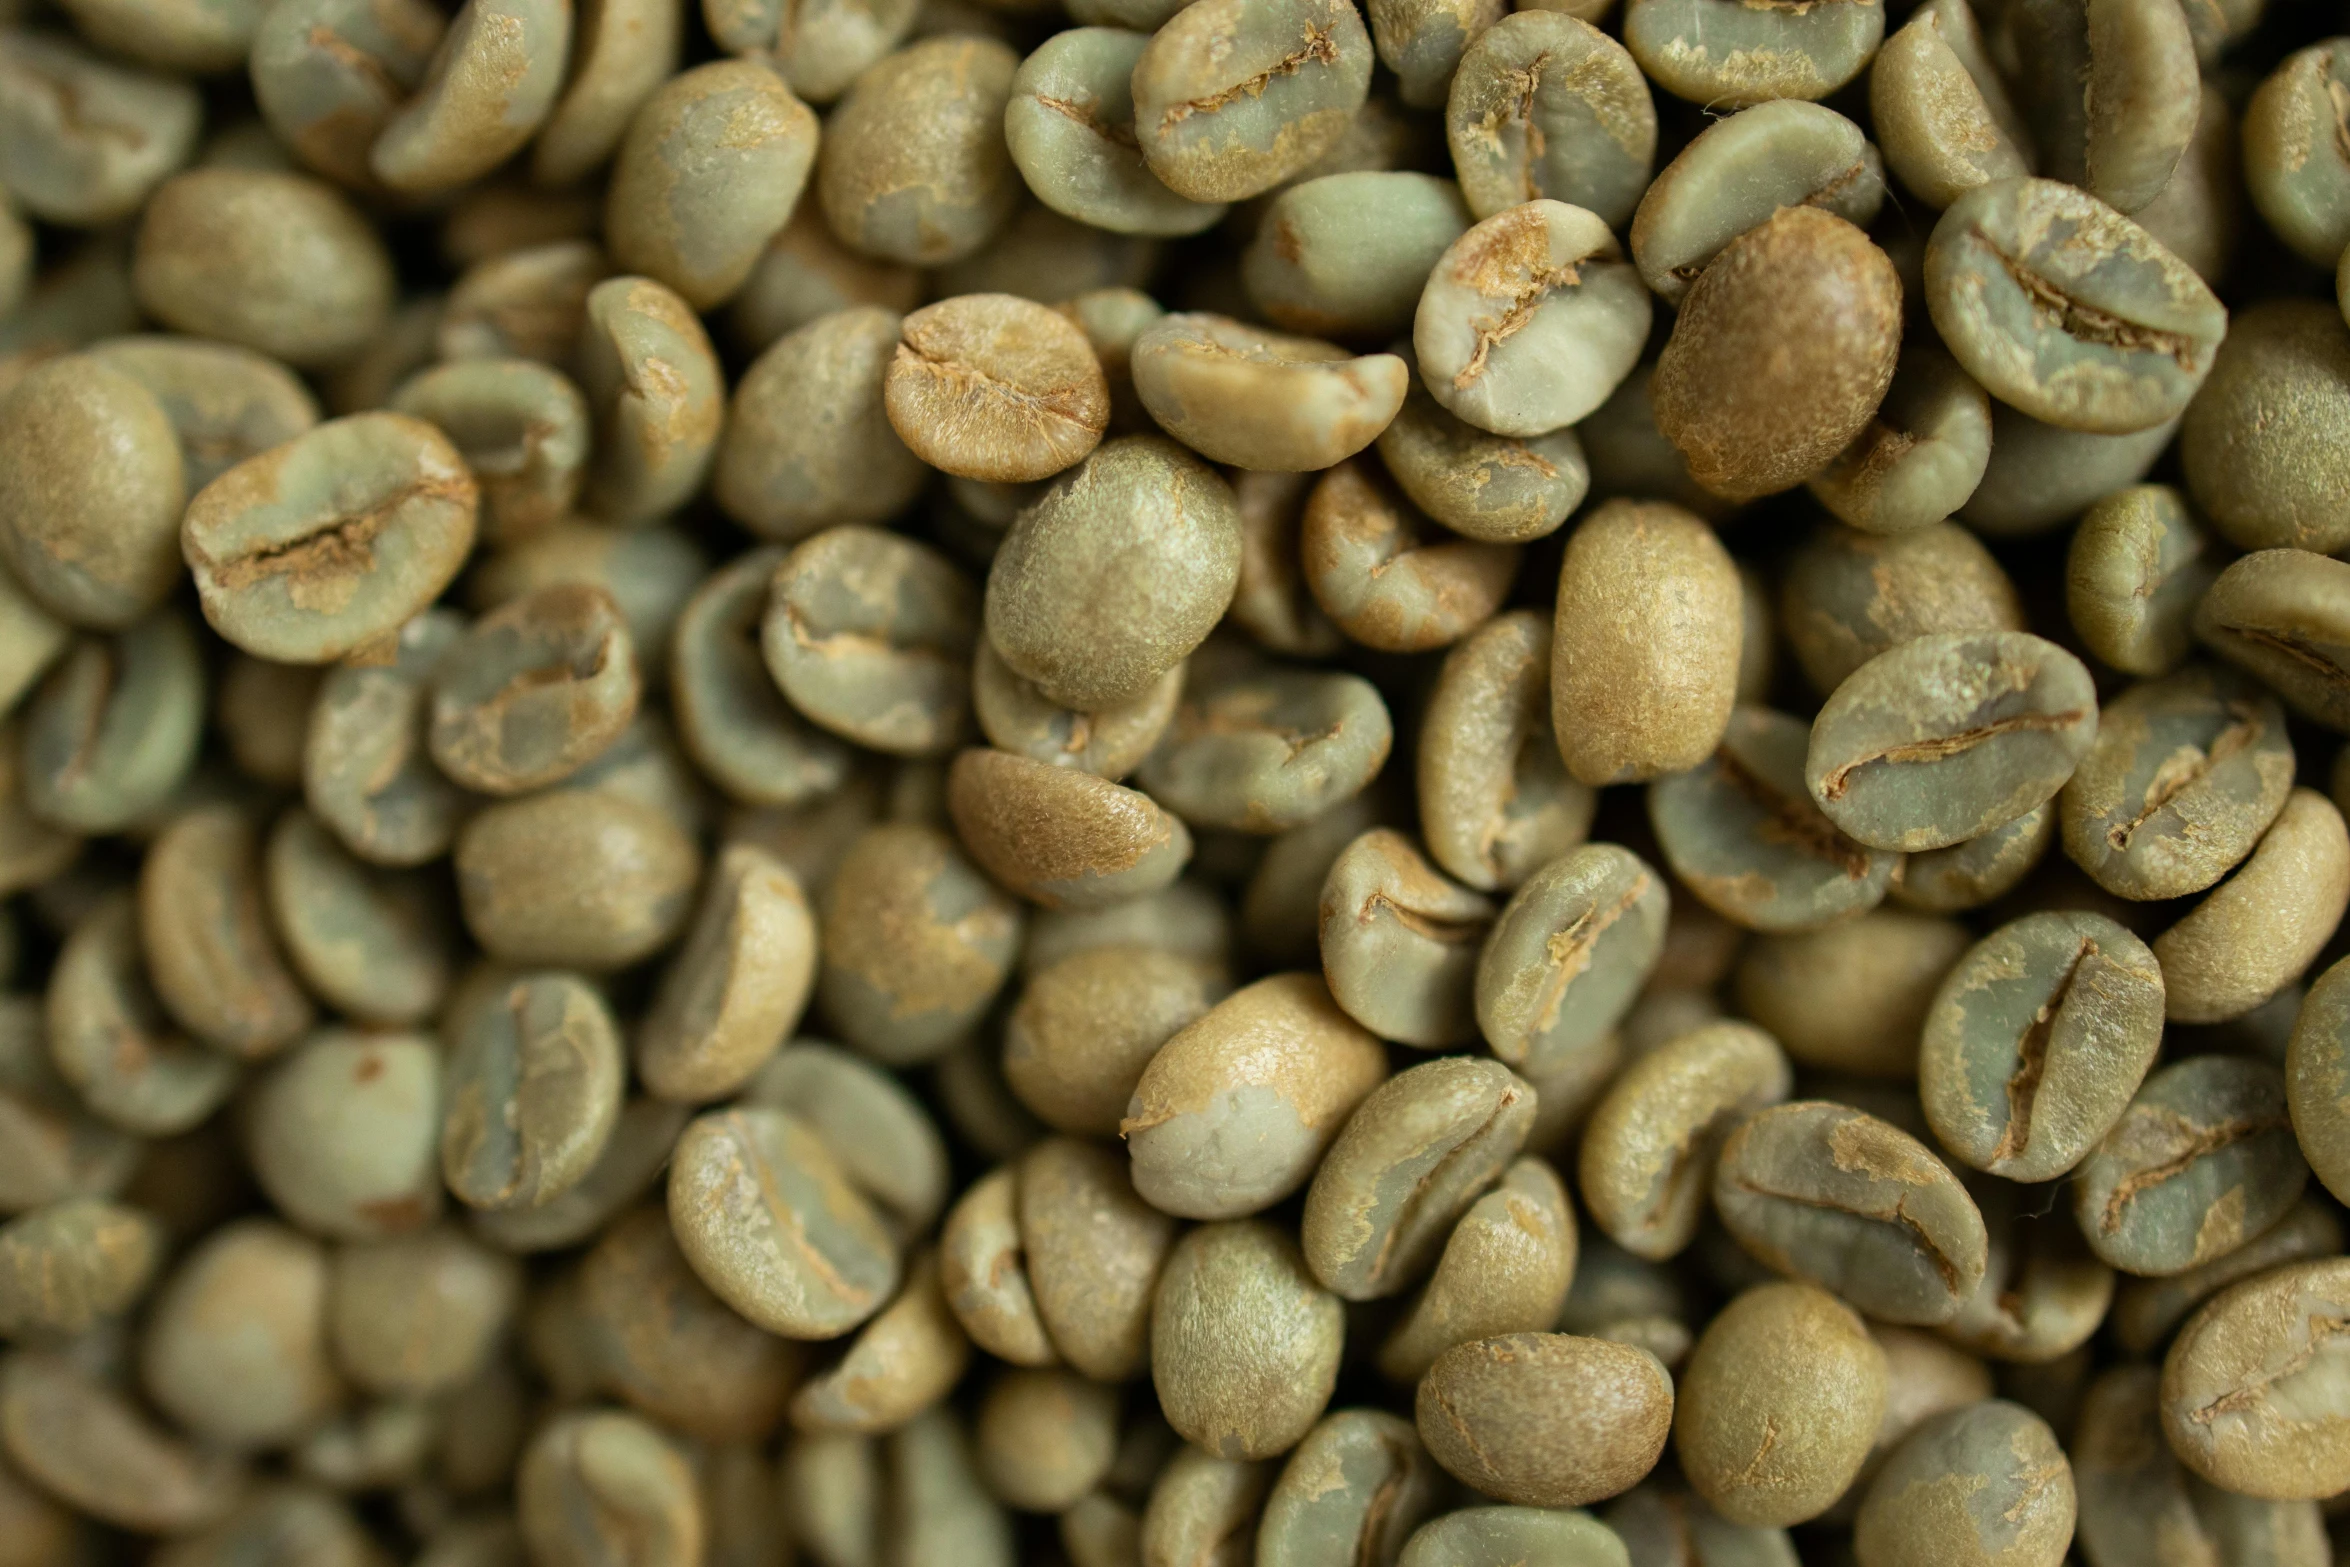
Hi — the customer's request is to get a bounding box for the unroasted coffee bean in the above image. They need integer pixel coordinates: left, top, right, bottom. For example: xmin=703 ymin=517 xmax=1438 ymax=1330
xmin=946 ymin=748 xmax=1192 ymax=910
xmin=1245 ymin=172 xmax=1470 ymax=338
xmin=1139 ymin=660 xmax=1394 ymax=833
xmin=1649 ymin=706 xmax=1900 ymax=934
xmin=2065 ymin=485 xmax=2222 ymax=678
xmin=1732 ymin=909 xmax=1969 ymax=1079
xmin=1476 ymin=844 xmax=1667 ymax=1077
xmin=975 ymin=1368 xmax=1121 ymax=1511
xmin=1257 ymin=1408 xmax=1441 ymax=1566
xmin=261 ymin=809 xmax=449 ymax=1022
xmin=141 ymin=1218 xmax=343 ymax=1449
xmin=1151 ymin=1220 xmax=1343 ymax=1460
xmin=139 ymin=805 xmax=312 ymax=1060
xmin=1376 ymin=384 xmax=1589 ymax=547
xmin=0 ymin=1348 xmax=246 ymax=1534
xmin=985 ymin=436 xmax=1239 ymax=712
xmin=1580 ymin=1021 xmax=1791 ymax=1260
xmin=1918 ymin=911 xmax=2164 ymax=1184
xmin=2194 ymin=550 xmax=2350 ymax=733
xmin=455 ymin=791 xmax=700 ymax=970
xmin=1302 ymin=1056 xmax=1533 ymax=1300
xmin=429 ymin=583 xmax=640 ymax=795
xmin=1924 ymin=178 xmax=2224 ymax=436
xmin=884 ymin=295 xmax=1110 ymax=484
xmin=1300 ymin=461 xmax=1518 ymax=654
xmin=1127 ymin=0 xmax=1374 ymax=204
xmin=1003 ymin=946 xmax=1222 ymax=1138
xmin=2152 ymin=788 xmax=2350 ymax=1025
xmin=792 ymin=1249 xmax=967 ymax=1433
xmin=1124 ymin=972 xmax=1387 ymax=1220
xmin=1413 ymin=200 xmax=1651 ymax=440
xmin=1018 ymin=1136 xmax=1174 ymax=1381
xmin=1376 ymin=1157 xmax=1576 ymax=1382
xmin=1780 ymin=520 xmax=2022 ymax=697
xmin=1419 ymin=611 xmax=1594 ymax=894
xmin=184 ymin=413 xmax=479 ymax=665
xmin=1676 ymin=1282 xmax=1885 ymax=1527
xmin=1805 ymin=343 xmax=1994 ymax=538
xmin=1805 ymin=631 xmax=2099 ymax=855
xmin=764 ymin=525 xmax=979 ymax=759
xmin=816 ymin=822 xmax=1021 ymax=1065
xmin=1319 ymin=829 xmax=1492 ymax=1048
xmin=46 ymin=893 xmax=240 ymax=1138
xmin=2112 ymin=1196 xmax=2344 ymax=1356
xmin=518 ymin=1409 xmax=702 ymax=1567
xmin=441 ymin=970 xmax=625 ymax=1214
xmin=331 ymin=1223 xmax=518 ymax=1398
xmin=249 ymin=1029 xmax=442 ymax=1241
xmin=819 ymin=39 xmax=1021 ymax=267
xmin=2180 ymin=300 xmax=2350 ymax=556
xmin=1005 ymin=28 xmax=1226 ymax=239
xmin=2160 ymin=1257 xmax=2350 ymax=1500
xmin=0 ymin=1197 xmax=161 ymax=1338
xmin=666 ymin=1104 xmax=900 ymax=1340
xmin=742 ymin=1042 xmax=950 ymax=1240
xmin=2074 ymin=1053 xmax=2307 ymax=1276
xmin=1400 ymin=1505 xmax=1632 ymax=1567
xmin=2239 ymin=40 xmax=2350 ymax=268
xmin=1714 ymin=1100 xmax=1988 ymax=1324
xmin=1652 ymin=206 xmax=1900 ymax=501
xmin=1551 ymin=498 xmax=1741 ymax=786
xmin=941 ymin=1168 xmax=1054 ymax=1367
xmin=1444 ymin=13 xmax=1656 ymax=228
xmin=1854 ymin=1400 xmax=2075 ymax=1567
xmin=1132 ymin=315 xmax=1407 ymax=473
xmin=1416 ymin=1333 xmax=1671 ymax=1508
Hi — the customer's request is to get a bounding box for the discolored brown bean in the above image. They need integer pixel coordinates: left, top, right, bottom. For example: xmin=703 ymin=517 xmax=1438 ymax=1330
xmin=946 ymin=748 xmax=1193 ymax=910
xmin=884 ymin=295 xmax=1110 ymax=484
xmin=1416 ymin=1333 xmax=1672 ymax=1508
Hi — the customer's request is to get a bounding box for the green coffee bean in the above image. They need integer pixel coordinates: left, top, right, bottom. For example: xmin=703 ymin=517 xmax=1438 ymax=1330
xmin=1580 ymin=1021 xmax=1791 ymax=1261
xmin=1132 ymin=314 xmax=1407 ymax=473
xmin=471 ymin=1096 xmax=687 ymax=1254
xmin=1961 ymin=403 xmax=2178 ymax=538
xmin=1631 ymin=102 xmax=1883 ymax=306
xmin=1003 ymin=946 xmax=1222 ymax=1139
xmin=140 ymin=1217 xmax=343 ymax=1449
xmin=1318 ymin=829 xmax=1492 ymax=1048
xmin=792 ymin=1249 xmax=968 ymax=1434
xmin=1401 ymin=1505 xmax=1631 ymax=1567
xmin=1417 ymin=1333 xmax=1671 ymax=1508
xmin=1869 ymin=0 xmax=2031 ymax=210
xmin=985 ymin=436 xmax=1240 ymax=711
xmin=816 ymin=823 xmax=1021 ymax=1064
xmin=517 ymin=1409 xmax=702 ymax=1567
xmin=1781 ymin=521 xmax=2022 ymax=698
xmin=157 ymin=1484 xmax=384 ymax=1567
xmin=1732 ymin=909 xmax=1969 ymax=1079
xmin=1854 ymin=1400 xmax=2075 ymax=1567
xmin=817 ymin=38 xmax=1022 ymax=266
xmin=0 ymin=996 xmax=140 ymax=1215
xmin=0 ymin=1197 xmax=160 ymax=1338
xmin=2065 ymin=485 xmax=2220 ymax=676
xmin=1918 ymin=911 xmax=2164 ymax=1184
xmin=2195 ymin=550 xmax=2350 ymax=732
xmin=1245 ymin=173 xmax=1469 ymax=338
xmin=764 ymin=526 xmax=979 ymax=759
xmin=1376 ymin=380 xmax=1589 ymax=546
xmin=47 ymin=893 xmax=239 ymax=1136
xmin=0 ymin=32 xmax=202 ymax=227
xmin=0 ymin=354 xmax=186 ymax=632
xmin=1139 ymin=659 xmax=1393 ymax=834
xmin=528 ymin=0 xmax=680 ymax=187
xmin=329 ymin=1224 xmax=519 ymax=1398
xmin=1806 ymin=631 xmax=2098 ymax=855
xmin=1005 ymin=27 xmax=1228 ymax=239
xmin=302 ymin=609 xmax=467 ymax=867
xmin=249 ymin=1029 xmax=443 ymax=1240
xmin=634 ymin=845 xmax=814 ymax=1103
xmin=0 ymin=1347 xmax=245 ymax=1533
xmin=21 ymin=613 xmax=204 ymax=835
xmin=1123 ymin=971 xmax=1387 ymax=1220
xmin=388 ymin=359 xmax=589 ymax=545
xmin=1018 ymin=1135 xmax=1175 ymax=1380
xmin=1476 ymin=844 xmax=1667 ymax=1076
xmin=2111 ymin=1196 xmax=2344 ymax=1356
xmin=667 ymin=1104 xmax=901 ymax=1340
xmin=974 ymin=1367 xmax=1121 ymax=1511
xmin=1418 ymin=612 xmax=1593 ymax=895
xmin=574 ymin=276 xmax=724 ymax=527
xmin=939 ymin=1166 xmax=1055 ymax=1366
xmin=456 ymin=791 xmax=700 ymax=970
xmin=1445 ymin=13 xmax=1654 ymax=227
xmin=1805 ymin=345 xmax=1994 ymax=537
xmin=368 ymin=0 xmax=572 ymax=196
xmin=2242 ymin=41 xmax=2350 ymax=269
xmin=1257 ymin=1409 xmax=1441 ymax=1566
xmin=1649 ymin=706 xmax=1901 ymax=934
xmin=1714 ymin=1099 xmax=1989 ymax=1324
xmin=2159 ymin=1257 xmax=2350 ymax=1500
xmin=2179 ymin=300 xmax=2350 ymax=555
xmin=741 ymin=1040 xmax=951 ymax=1238
xmin=972 ymin=642 xmax=1182 ymax=784
xmin=440 ymin=970 xmax=625 ymax=1214
xmin=137 ymin=806 xmax=311 ymax=1060
xmin=1652 ymin=207 xmax=1900 ymax=502
xmin=1925 ymin=178 xmax=2224 ymax=436
xmin=2003 ymin=0 xmax=2198 ymax=215
xmin=605 ymin=62 xmax=816 ymax=311
xmin=1151 ymin=1220 xmax=1343 ymax=1461
xmin=1127 ymin=0 xmax=1373 ymax=204
xmin=183 ymin=413 xmax=479 ymax=665
xmin=2153 ymin=788 xmax=2350 ymax=1024
xmin=946 ymin=748 xmax=1193 ymax=910
xmin=248 ymin=0 xmax=441 ymax=186
xmin=132 ymin=170 xmax=394 ymax=369
xmin=729 ymin=206 xmax=924 ymax=357
xmin=87 ymin=335 xmax=319 ymax=496
xmin=1623 ymin=0 xmax=1884 ymax=106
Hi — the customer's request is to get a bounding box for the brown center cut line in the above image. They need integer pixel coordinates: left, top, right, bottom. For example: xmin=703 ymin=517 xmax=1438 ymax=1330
xmin=1975 ymin=228 xmax=2205 ymax=370
xmin=1358 ymin=889 xmax=1487 ymax=945
xmin=2106 ymin=708 xmax=2266 ymax=851
xmin=1359 ymin=1086 xmax=1524 ymax=1280
xmin=2096 ymin=1112 xmax=2293 ymax=1235
xmin=1727 ymin=1177 xmax=1966 ymax=1297
xmin=1156 ymin=24 xmax=1340 ymax=132
xmin=1529 ymin=873 xmax=1652 ymax=1034
xmin=196 ymin=474 xmax=467 ymax=593
xmin=1815 ymin=707 xmax=2088 ymax=801
xmin=894 ymin=340 xmax=1102 ymax=435
xmin=2224 ymin=626 xmax=2350 ymax=692
xmin=1031 ymin=91 xmax=1139 ymax=151
xmin=1713 ymin=748 xmax=1878 ymax=878
xmin=2187 ymin=1310 xmax=2350 ymax=1426
xmin=1988 ymin=936 xmax=2098 ymax=1166
xmin=2329 ymin=75 xmax=2350 ymax=168
xmin=1454 ymin=262 xmax=1584 ymax=391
